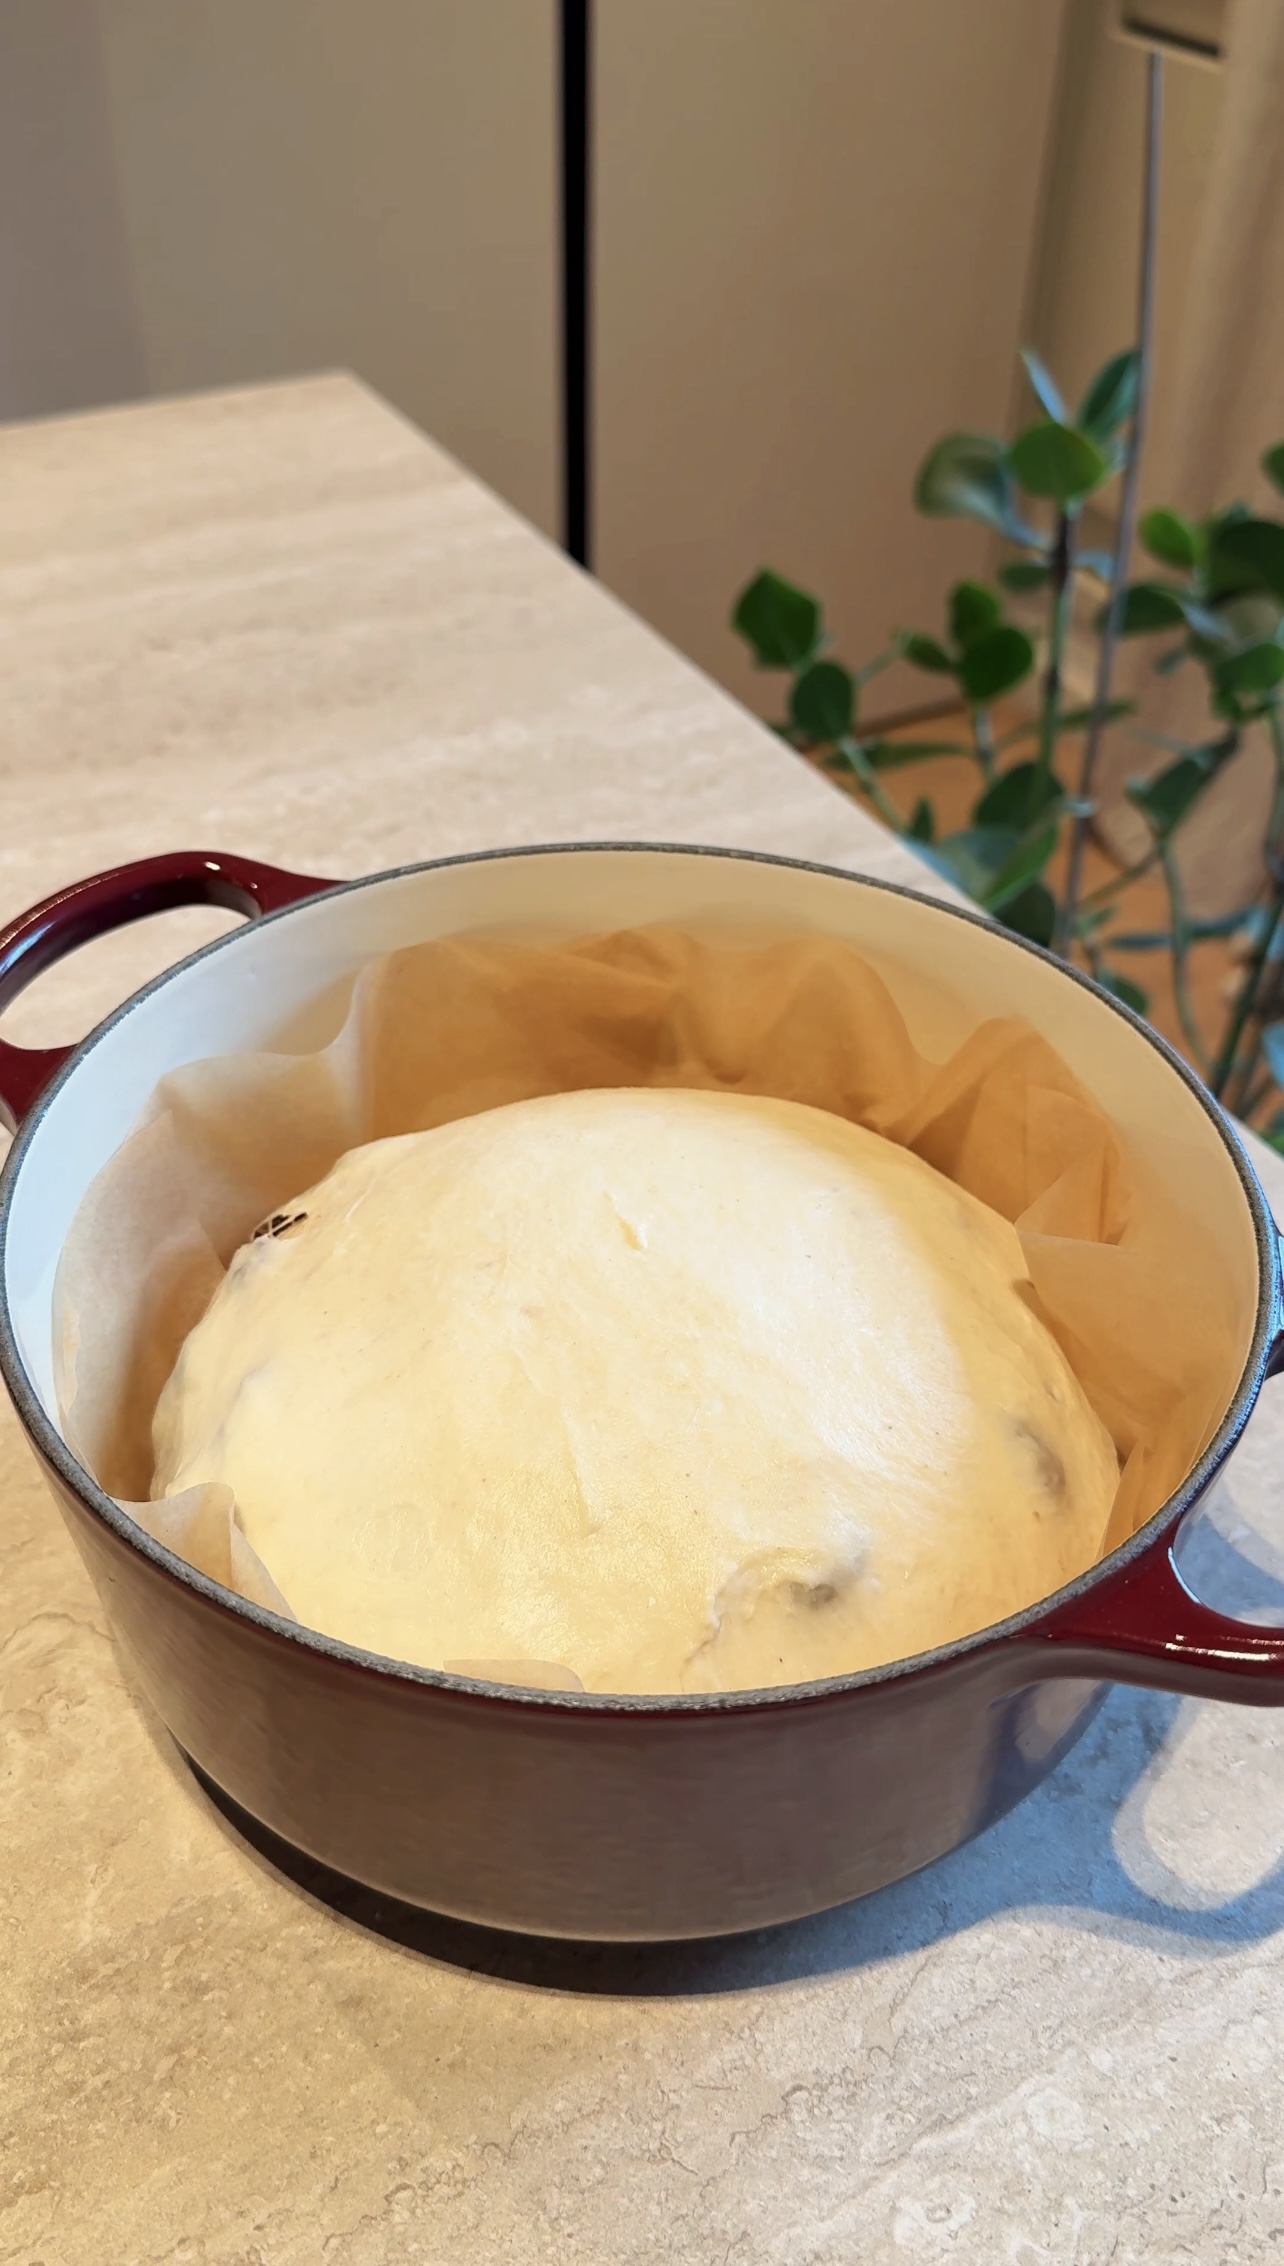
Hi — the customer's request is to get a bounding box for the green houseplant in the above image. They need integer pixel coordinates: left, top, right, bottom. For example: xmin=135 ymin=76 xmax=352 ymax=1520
xmin=730 ymin=57 xmax=1284 ymax=1141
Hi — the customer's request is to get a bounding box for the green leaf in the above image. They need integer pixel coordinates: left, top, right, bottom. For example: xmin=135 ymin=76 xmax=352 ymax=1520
xmin=1107 ymin=587 xmax=1226 ymax=643
xmin=1178 ymin=599 xmax=1239 ymax=647
xmin=1208 ymin=518 xmax=1284 ymax=603
xmin=907 ymin=797 xmax=935 ymax=843
xmin=1077 ymin=349 xmax=1140 ymax=444
xmin=1261 ymin=445 xmax=1284 ymax=498
xmin=1075 ymin=548 xmax=1117 ymax=582
xmin=914 ymin=433 xmax=1032 ymax=540
xmin=1260 ymin=1023 xmax=1284 ymax=1089
xmin=999 ymin=881 xmax=1056 ymax=947
xmin=998 ymin=559 xmax=1051 ymax=591
xmin=923 ymin=824 xmax=1022 ymax=903
xmin=1125 ymin=753 xmax=1217 ymax=836
xmin=984 ymin=822 xmax=1060 ymax=909
xmin=1215 ymin=593 xmax=1283 ymax=645
xmin=949 ymin=580 xmax=1002 ymax=649
xmin=1107 ymin=929 xmax=1174 ymax=952
xmin=789 ymin=659 xmax=854 ymax=741
xmin=1110 ymin=582 xmax=1187 ymax=635
xmin=732 ymin=570 xmax=822 ymax=669
xmin=1020 ymin=348 xmax=1068 ymax=424
xmin=902 ymin=632 xmax=957 ymax=676
xmin=1009 ymin=421 xmax=1109 ymax=503
xmin=1097 ymin=969 xmax=1149 ymax=1015
xmin=912 ymin=844 xmax=971 ymax=896
xmin=1203 ymin=505 xmax=1252 ymax=598
xmin=958 ymin=624 xmax=1035 ymax=704
xmin=1214 ymin=641 xmax=1284 ymax=697
xmin=1140 ymin=507 xmax=1199 ymax=571
xmin=975 ymin=760 xmax=1063 ymax=829
xmin=927 ymin=818 xmax=1057 ymax=910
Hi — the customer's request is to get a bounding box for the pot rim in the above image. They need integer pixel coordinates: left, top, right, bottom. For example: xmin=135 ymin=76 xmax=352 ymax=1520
xmin=1 ymin=838 xmax=1277 ymax=1718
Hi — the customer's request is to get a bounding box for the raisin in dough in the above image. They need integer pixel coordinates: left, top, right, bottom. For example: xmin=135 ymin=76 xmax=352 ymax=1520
xmin=151 ymin=1087 xmax=1118 ymax=1693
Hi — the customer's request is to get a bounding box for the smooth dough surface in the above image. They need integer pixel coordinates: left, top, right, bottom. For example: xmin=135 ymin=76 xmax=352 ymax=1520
xmin=151 ymin=1087 xmax=1118 ymax=1693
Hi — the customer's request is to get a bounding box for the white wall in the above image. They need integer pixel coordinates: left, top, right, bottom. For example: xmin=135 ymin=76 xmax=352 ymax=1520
xmin=594 ymin=0 xmax=1069 ymax=714
xmin=1027 ymin=0 xmax=1224 ymax=511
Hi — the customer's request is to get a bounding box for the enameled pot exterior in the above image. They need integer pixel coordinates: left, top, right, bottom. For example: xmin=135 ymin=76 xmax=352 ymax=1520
xmin=3 ymin=844 xmax=1284 ymax=1941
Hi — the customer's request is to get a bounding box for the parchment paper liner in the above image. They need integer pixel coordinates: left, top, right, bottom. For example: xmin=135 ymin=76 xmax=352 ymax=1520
xmin=53 ymin=924 xmax=1244 ymax=1673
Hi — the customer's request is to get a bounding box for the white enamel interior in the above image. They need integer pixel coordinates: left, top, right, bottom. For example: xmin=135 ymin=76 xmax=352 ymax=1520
xmin=1 ymin=847 xmax=1264 ymax=1440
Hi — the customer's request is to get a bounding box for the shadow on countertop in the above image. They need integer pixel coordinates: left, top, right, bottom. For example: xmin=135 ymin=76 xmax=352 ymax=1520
xmin=182 ymin=1511 xmax=1284 ymax=1999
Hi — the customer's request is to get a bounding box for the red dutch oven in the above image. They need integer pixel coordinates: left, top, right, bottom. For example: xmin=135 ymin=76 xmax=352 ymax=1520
xmin=2 ymin=842 xmax=1283 ymax=1942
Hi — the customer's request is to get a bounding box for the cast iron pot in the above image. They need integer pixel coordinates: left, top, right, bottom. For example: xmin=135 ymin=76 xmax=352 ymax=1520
xmin=2 ymin=842 xmax=1283 ymax=1942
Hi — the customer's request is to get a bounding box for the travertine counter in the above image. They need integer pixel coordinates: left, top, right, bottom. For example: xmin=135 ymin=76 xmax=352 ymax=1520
xmin=2 ymin=376 xmax=1282 ymax=2266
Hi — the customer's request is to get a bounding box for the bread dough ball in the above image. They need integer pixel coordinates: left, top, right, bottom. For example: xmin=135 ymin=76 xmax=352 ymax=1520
xmin=151 ymin=1087 xmax=1117 ymax=1693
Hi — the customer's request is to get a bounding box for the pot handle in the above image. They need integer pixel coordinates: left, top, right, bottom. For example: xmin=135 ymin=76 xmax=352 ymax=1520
xmin=1029 ymin=1513 xmax=1284 ymax=1703
xmin=0 ymin=849 xmax=333 ymax=1133
xmin=1024 ymin=1228 xmax=1284 ymax=1703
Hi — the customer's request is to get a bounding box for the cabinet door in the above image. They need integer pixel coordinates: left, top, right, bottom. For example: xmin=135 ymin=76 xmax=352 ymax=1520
xmin=594 ymin=0 xmax=1068 ymax=712
xmin=0 ymin=0 xmax=559 ymax=538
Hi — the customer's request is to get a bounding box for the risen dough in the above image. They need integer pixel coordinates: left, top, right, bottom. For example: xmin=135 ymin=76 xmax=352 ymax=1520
xmin=151 ymin=1087 xmax=1117 ymax=1692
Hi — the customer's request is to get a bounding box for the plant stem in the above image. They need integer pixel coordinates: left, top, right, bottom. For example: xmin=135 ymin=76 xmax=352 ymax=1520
xmin=1266 ymin=699 xmax=1284 ymax=858
xmin=1207 ymin=706 xmax=1284 ymax=1105
xmin=1240 ymin=1073 xmax=1273 ymax=1121
xmin=854 ymin=643 xmax=904 ymax=690
xmin=1076 ymin=845 xmax=1161 ymax=919
xmin=972 ymin=706 xmax=997 ymax=780
xmin=1212 ymin=887 xmax=1284 ymax=1103
xmin=1055 ymin=47 xmax=1163 ymax=958
xmin=836 ymin=739 xmax=909 ymax=832
xmin=1158 ymin=840 xmax=1209 ymax=1073
xmin=1030 ymin=510 xmax=1076 ymax=821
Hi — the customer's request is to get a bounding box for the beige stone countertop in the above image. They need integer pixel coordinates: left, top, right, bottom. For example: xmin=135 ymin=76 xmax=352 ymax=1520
xmin=2 ymin=374 xmax=1284 ymax=2266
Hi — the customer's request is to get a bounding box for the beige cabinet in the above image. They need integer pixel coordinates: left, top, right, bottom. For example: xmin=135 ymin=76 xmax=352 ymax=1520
xmin=0 ymin=0 xmax=559 ymax=537
xmin=2 ymin=1 xmax=1068 ymax=718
